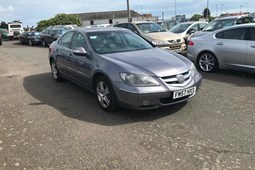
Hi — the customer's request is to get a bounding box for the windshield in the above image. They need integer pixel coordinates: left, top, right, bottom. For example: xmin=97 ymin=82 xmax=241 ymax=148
xmin=53 ymin=30 xmax=67 ymax=35
xmin=136 ymin=23 xmax=167 ymax=33
xmin=88 ymin=31 xmax=153 ymax=54
xmin=203 ymin=18 xmax=236 ymax=31
xmin=27 ymin=32 xmax=40 ymax=36
xmin=170 ymin=23 xmax=192 ymax=33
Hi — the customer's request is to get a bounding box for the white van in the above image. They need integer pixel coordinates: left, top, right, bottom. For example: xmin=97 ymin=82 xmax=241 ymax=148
xmin=8 ymin=22 xmax=24 ymax=39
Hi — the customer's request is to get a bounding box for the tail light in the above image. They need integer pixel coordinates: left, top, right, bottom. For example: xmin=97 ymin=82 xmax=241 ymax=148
xmin=49 ymin=47 xmax=54 ymax=54
xmin=188 ymin=41 xmax=194 ymax=46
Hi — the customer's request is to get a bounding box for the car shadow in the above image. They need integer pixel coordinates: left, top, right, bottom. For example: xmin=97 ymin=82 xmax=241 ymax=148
xmin=200 ymin=69 xmax=255 ymax=87
xmin=23 ymin=73 xmax=187 ymax=126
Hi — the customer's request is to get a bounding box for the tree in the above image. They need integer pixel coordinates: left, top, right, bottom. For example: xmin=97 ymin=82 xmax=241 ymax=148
xmin=191 ymin=14 xmax=202 ymax=21
xmin=0 ymin=21 xmax=8 ymax=29
xmin=203 ymin=8 xmax=211 ymax=19
xmin=36 ymin=13 xmax=81 ymax=31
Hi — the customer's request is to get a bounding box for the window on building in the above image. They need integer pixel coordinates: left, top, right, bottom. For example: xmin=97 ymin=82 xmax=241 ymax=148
xmin=90 ymin=20 xmax=94 ymax=25
xmin=109 ymin=19 xmax=113 ymax=24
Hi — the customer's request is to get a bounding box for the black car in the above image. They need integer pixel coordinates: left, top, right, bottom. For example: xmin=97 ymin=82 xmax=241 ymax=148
xmin=40 ymin=27 xmax=67 ymax=47
xmin=0 ymin=32 xmax=2 ymax=46
xmin=19 ymin=32 xmax=42 ymax=46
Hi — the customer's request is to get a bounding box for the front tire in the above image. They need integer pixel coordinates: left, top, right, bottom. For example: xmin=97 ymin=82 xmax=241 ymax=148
xmin=95 ymin=76 xmax=119 ymax=112
xmin=198 ymin=52 xmax=218 ymax=72
xmin=29 ymin=40 xmax=33 ymax=46
xmin=50 ymin=60 xmax=63 ymax=82
xmin=42 ymin=40 xmax=46 ymax=47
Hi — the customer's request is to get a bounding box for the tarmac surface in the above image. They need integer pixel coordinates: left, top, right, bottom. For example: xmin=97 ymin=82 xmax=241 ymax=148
xmin=0 ymin=41 xmax=255 ymax=169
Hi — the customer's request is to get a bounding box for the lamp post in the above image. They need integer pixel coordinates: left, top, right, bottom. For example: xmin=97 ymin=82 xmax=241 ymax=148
xmin=221 ymin=4 xmax=224 ymax=15
xmin=127 ymin=0 xmax=131 ymax=22
xmin=174 ymin=0 xmax=176 ymax=24
xmin=240 ymin=5 xmax=243 ymax=14
xmin=206 ymin=0 xmax=209 ymax=20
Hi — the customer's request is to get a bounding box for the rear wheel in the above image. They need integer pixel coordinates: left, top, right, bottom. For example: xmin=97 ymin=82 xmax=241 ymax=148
xmin=95 ymin=76 xmax=119 ymax=112
xmin=42 ymin=40 xmax=46 ymax=47
xmin=50 ymin=60 xmax=63 ymax=82
xmin=198 ymin=52 xmax=218 ymax=72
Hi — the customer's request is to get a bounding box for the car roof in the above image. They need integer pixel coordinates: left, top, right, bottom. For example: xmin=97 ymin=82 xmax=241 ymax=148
xmin=215 ymin=15 xmax=251 ymax=20
xmin=76 ymin=27 xmax=130 ymax=33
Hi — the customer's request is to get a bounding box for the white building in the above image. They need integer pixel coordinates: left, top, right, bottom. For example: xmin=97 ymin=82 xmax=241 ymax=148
xmin=73 ymin=10 xmax=158 ymax=27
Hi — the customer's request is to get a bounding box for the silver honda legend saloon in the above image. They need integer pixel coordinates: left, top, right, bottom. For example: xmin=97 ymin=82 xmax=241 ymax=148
xmin=48 ymin=27 xmax=202 ymax=111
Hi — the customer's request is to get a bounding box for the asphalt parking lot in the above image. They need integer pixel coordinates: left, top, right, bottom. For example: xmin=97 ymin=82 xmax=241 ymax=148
xmin=0 ymin=41 xmax=255 ymax=169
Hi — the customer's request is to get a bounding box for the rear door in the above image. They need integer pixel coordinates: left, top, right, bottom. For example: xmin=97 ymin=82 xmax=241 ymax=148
xmin=214 ymin=27 xmax=247 ymax=69
xmin=56 ymin=31 xmax=75 ymax=77
xmin=246 ymin=27 xmax=255 ymax=69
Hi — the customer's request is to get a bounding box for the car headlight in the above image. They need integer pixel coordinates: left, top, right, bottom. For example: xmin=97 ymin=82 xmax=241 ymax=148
xmin=151 ymin=40 xmax=169 ymax=46
xmin=120 ymin=73 xmax=159 ymax=87
xmin=190 ymin=63 xmax=198 ymax=77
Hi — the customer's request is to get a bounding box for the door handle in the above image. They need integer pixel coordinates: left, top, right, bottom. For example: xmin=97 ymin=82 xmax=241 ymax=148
xmin=216 ymin=42 xmax=224 ymax=46
xmin=68 ymin=53 xmax=73 ymax=56
xmin=251 ymin=45 xmax=255 ymax=48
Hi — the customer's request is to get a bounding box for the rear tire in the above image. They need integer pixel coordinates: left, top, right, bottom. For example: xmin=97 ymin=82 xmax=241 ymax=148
xmin=95 ymin=76 xmax=119 ymax=112
xmin=198 ymin=52 xmax=218 ymax=72
xmin=50 ymin=60 xmax=63 ymax=82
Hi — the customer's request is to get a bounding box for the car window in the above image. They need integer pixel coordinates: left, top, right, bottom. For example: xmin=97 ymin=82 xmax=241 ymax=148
xmin=217 ymin=28 xmax=247 ymax=40
xmin=199 ymin=23 xmax=207 ymax=30
xmin=170 ymin=23 xmax=192 ymax=33
xmin=127 ymin=24 xmax=138 ymax=33
xmin=136 ymin=23 xmax=166 ymax=33
xmin=88 ymin=31 xmax=153 ymax=54
xmin=250 ymin=28 xmax=255 ymax=41
xmin=190 ymin=24 xmax=199 ymax=31
xmin=71 ymin=32 xmax=87 ymax=50
xmin=58 ymin=32 xmax=74 ymax=48
xmin=203 ymin=18 xmax=236 ymax=31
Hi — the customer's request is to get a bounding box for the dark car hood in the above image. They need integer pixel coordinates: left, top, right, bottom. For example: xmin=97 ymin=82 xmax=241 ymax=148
xmin=102 ymin=48 xmax=190 ymax=77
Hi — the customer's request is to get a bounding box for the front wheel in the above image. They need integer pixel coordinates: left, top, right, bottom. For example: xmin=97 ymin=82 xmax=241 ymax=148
xmin=50 ymin=60 xmax=63 ymax=82
xmin=42 ymin=40 xmax=46 ymax=47
xmin=29 ymin=40 xmax=33 ymax=46
xmin=95 ymin=76 xmax=119 ymax=112
xmin=198 ymin=52 xmax=218 ymax=72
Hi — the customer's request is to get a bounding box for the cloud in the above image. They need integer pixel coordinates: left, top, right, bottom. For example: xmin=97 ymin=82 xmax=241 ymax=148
xmin=0 ymin=5 xmax=15 ymax=14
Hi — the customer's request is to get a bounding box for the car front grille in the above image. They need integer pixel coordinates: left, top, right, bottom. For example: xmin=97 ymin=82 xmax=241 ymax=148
xmin=161 ymin=70 xmax=191 ymax=86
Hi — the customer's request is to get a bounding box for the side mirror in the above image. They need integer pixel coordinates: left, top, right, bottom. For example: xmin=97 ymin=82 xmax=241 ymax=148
xmin=73 ymin=47 xmax=89 ymax=57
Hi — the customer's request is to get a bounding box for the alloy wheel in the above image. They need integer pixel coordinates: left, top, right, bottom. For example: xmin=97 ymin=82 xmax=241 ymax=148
xmin=96 ymin=81 xmax=110 ymax=108
xmin=199 ymin=53 xmax=217 ymax=72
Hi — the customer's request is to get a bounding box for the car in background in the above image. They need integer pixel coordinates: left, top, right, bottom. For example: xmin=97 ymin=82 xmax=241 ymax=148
xmin=40 ymin=27 xmax=67 ymax=47
xmin=114 ymin=21 xmax=186 ymax=53
xmin=7 ymin=22 xmax=24 ymax=39
xmin=190 ymin=15 xmax=254 ymax=39
xmin=156 ymin=20 xmax=176 ymax=30
xmin=48 ymin=27 xmax=202 ymax=111
xmin=63 ymin=24 xmax=79 ymax=30
xmin=187 ymin=24 xmax=255 ymax=73
xmin=170 ymin=21 xmax=208 ymax=44
xmin=0 ymin=29 xmax=10 ymax=45
xmin=19 ymin=31 xmax=42 ymax=46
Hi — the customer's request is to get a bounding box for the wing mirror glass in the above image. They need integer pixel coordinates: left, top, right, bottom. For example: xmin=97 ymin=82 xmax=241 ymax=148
xmin=73 ymin=47 xmax=89 ymax=57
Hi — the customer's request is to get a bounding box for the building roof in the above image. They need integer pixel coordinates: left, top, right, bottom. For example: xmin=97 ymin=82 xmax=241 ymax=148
xmin=74 ymin=10 xmax=142 ymax=20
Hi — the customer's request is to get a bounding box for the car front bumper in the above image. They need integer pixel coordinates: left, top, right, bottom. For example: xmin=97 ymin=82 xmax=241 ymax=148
xmin=113 ymin=73 xmax=202 ymax=110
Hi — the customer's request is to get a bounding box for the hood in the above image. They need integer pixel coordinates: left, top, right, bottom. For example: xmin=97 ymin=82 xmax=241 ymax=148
xmin=102 ymin=48 xmax=190 ymax=77
xmin=144 ymin=31 xmax=182 ymax=41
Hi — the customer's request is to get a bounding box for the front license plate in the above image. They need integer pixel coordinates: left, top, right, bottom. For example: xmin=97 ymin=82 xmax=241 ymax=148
xmin=173 ymin=86 xmax=196 ymax=99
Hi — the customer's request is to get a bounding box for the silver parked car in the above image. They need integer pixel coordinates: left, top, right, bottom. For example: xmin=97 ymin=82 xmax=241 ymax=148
xmin=49 ymin=27 xmax=202 ymax=111
xmin=187 ymin=24 xmax=255 ymax=73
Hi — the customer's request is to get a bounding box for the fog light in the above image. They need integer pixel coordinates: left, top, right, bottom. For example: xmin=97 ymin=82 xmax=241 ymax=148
xmin=143 ymin=100 xmax=151 ymax=105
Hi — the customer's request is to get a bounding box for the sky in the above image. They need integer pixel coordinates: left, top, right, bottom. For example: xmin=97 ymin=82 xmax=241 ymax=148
xmin=0 ymin=0 xmax=253 ymax=27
